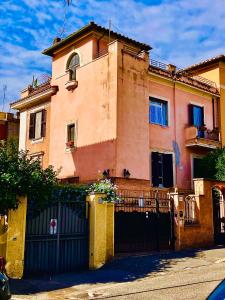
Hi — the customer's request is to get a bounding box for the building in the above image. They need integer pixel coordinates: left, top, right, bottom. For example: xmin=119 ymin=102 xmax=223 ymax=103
xmin=0 ymin=112 xmax=19 ymax=143
xmin=10 ymin=22 xmax=221 ymax=190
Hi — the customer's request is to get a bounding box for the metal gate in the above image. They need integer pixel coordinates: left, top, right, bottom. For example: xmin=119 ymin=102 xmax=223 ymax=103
xmin=213 ymin=188 xmax=225 ymax=244
xmin=114 ymin=190 xmax=174 ymax=253
xmin=24 ymin=200 xmax=89 ymax=275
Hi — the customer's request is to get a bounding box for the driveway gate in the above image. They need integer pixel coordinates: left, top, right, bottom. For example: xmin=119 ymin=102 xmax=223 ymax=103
xmin=114 ymin=190 xmax=174 ymax=253
xmin=24 ymin=200 xmax=89 ymax=275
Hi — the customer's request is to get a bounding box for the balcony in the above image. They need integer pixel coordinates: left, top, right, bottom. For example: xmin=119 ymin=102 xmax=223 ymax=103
xmin=185 ymin=126 xmax=221 ymax=149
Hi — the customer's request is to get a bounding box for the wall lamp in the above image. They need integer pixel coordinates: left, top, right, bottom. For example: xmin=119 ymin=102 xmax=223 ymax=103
xmin=102 ymin=169 xmax=110 ymax=177
xmin=123 ymin=169 xmax=130 ymax=178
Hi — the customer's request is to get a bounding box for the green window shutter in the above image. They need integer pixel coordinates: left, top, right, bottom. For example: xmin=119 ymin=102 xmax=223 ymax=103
xmin=29 ymin=113 xmax=35 ymax=139
xmin=41 ymin=109 xmax=47 ymax=137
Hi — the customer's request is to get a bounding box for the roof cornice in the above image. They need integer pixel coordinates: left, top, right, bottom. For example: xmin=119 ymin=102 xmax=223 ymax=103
xmin=42 ymin=22 xmax=151 ymax=56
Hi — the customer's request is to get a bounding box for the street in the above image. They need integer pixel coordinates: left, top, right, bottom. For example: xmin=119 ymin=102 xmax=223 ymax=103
xmin=11 ymin=246 xmax=225 ymax=300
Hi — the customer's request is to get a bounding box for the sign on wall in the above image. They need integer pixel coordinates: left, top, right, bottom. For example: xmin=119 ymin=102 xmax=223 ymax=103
xmin=50 ymin=219 xmax=57 ymax=235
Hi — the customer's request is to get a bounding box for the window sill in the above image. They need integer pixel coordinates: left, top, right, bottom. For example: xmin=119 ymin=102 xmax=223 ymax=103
xmin=150 ymin=123 xmax=169 ymax=128
xmin=65 ymin=146 xmax=76 ymax=153
xmin=65 ymin=80 xmax=78 ymax=91
xmin=31 ymin=137 xmax=44 ymax=144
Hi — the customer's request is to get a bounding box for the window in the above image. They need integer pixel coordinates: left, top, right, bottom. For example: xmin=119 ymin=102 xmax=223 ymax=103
xmin=29 ymin=110 xmax=46 ymax=140
xmin=67 ymin=124 xmax=75 ymax=142
xmin=188 ymin=104 xmax=204 ymax=137
xmin=66 ymin=123 xmax=76 ymax=148
xmin=151 ymin=152 xmax=173 ymax=188
xmin=67 ymin=53 xmax=80 ymax=81
xmin=149 ymin=97 xmax=168 ymax=126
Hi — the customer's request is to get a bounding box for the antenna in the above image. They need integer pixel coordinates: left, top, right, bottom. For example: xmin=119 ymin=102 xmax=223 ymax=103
xmin=2 ymin=85 xmax=7 ymax=112
xmin=108 ymin=19 xmax=111 ymax=44
xmin=58 ymin=0 xmax=73 ymax=38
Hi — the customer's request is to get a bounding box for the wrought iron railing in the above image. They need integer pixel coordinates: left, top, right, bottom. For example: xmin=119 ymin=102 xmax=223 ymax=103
xmin=184 ymin=195 xmax=198 ymax=224
xmin=197 ymin=127 xmax=220 ymax=141
xmin=150 ymin=59 xmax=217 ymax=88
xmin=150 ymin=59 xmax=167 ymax=70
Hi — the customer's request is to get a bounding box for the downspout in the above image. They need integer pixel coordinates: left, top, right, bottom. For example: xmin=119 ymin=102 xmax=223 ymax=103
xmin=97 ymin=32 xmax=106 ymax=56
xmin=212 ymin=97 xmax=215 ymax=129
xmin=172 ymin=71 xmax=178 ymax=189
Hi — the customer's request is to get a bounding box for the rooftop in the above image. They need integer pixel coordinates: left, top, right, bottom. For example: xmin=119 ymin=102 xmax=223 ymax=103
xmin=149 ymin=59 xmax=219 ymax=95
xmin=182 ymin=54 xmax=225 ymax=73
xmin=43 ymin=21 xmax=151 ymax=56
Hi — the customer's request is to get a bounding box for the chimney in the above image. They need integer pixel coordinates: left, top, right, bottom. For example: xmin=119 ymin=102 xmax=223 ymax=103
xmin=53 ymin=37 xmax=61 ymax=45
xmin=167 ymin=64 xmax=176 ymax=73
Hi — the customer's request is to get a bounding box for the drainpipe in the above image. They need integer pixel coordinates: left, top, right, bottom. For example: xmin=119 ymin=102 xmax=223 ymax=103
xmin=212 ymin=97 xmax=215 ymax=129
xmin=168 ymin=64 xmax=178 ymax=189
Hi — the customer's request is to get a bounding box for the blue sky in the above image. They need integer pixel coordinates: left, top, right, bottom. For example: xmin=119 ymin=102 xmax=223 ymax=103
xmin=1 ymin=0 xmax=225 ymax=110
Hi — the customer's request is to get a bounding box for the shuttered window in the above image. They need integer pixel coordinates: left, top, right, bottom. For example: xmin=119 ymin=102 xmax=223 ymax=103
xmin=29 ymin=110 xmax=46 ymax=140
xmin=151 ymin=152 xmax=174 ymax=188
xmin=188 ymin=104 xmax=204 ymax=137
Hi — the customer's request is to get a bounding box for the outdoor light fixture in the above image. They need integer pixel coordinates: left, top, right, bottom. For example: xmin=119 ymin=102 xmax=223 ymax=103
xmin=102 ymin=169 xmax=110 ymax=177
xmin=123 ymin=169 xmax=130 ymax=178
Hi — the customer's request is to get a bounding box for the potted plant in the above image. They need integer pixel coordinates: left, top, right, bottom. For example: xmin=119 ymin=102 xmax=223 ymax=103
xmin=66 ymin=140 xmax=74 ymax=148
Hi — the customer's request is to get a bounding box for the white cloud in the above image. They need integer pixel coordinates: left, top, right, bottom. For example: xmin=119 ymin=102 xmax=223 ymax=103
xmin=1 ymin=0 xmax=225 ymax=109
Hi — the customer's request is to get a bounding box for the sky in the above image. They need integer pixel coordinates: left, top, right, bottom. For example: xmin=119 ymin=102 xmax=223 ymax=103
xmin=1 ymin=0 xmax=225 ymax=110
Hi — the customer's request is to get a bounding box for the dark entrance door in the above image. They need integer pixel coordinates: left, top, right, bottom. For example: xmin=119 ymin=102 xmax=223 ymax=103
xmin=114 ymin=191 xmax=174 ymax=253
xmin=24 ymin=200 xmax=89 ymax=275
xmin=212 ymin=188 xmax=225 ymax=245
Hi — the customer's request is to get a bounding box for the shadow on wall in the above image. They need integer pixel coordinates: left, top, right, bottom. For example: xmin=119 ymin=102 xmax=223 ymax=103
xmin=64 ymin=139 xmax=116 ymax=180
xmin=10 ymin=248 xmax=212 ymax=296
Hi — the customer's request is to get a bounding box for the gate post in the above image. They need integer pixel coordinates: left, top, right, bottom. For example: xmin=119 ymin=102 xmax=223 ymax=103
xmin=5 ymin=196 xmax=27 ymax=278
xmin=86 ymin=194 xmax=114 ymax=270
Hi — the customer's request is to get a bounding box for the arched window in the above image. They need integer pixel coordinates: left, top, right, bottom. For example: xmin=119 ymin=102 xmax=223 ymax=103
xmin=67 ymin=53 xmax=80 ymax=80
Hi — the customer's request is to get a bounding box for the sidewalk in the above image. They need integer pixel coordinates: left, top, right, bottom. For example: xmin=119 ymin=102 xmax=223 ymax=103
xmin=11 ymin=246 xmax=225 ymax=300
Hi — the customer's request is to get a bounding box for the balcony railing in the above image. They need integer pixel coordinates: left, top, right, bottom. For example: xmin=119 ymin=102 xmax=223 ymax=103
xmin=150 ymin=59 xmax=167 ymax=70
xmin=185 ymin=126 xmax=221 ymax=149
xmin=150 ymin=59 xmax=217 ymax=88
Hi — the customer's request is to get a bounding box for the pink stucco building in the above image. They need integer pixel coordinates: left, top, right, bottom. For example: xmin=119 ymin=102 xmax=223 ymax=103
xmin=11 ymin=22 xmax=221 ymax=191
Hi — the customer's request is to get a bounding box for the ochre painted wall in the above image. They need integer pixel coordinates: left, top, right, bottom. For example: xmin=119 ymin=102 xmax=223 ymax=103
xmin=87 ymin=194 xmax=114 ymax=269
xmin=6 ymin=197 xmax=27 ymax=279
xmin=22 ymin=38 xmax=219 ymax=189
xmin=116 ymin=43 xmax=215 ymax=189
xmin=49 ymin=40 xmax=118 ymax=181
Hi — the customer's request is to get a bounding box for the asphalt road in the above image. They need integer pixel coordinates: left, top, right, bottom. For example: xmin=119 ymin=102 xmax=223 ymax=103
xmin=11 ymin=246 xmax=225 ymax=300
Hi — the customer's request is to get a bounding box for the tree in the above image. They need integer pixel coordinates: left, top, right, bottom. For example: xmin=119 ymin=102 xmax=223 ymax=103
xmin=197 ymin=148 xmax=225 ymax=181
xmin=0 ymin=139 xmax=57 ymax=213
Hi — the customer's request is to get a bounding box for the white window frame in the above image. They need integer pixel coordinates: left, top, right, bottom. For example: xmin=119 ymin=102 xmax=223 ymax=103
xmin=149 ymin=94 xmax=170 ymax=127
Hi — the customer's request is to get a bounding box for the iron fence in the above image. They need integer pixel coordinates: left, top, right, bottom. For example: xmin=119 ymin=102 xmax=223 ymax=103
xmin=184 ymin=195 xmax=198 ymax=224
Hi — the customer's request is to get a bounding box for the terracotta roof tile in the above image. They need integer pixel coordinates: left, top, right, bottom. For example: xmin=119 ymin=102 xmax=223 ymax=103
xmin=43 ymin=22 xmax=151 ymax=56
xmin=149 ymin=65 xmax=219 ymax=95
xmin=182 ymin=54 xmax=225 ymax=72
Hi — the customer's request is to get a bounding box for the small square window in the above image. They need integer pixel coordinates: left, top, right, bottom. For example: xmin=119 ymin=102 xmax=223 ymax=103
xmin=149 ymin=97 xmax=168 ymax=126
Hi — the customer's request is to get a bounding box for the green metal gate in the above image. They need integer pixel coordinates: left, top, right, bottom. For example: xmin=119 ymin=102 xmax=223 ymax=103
xmin=24 ymin=200 xmax=89 ymax=275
